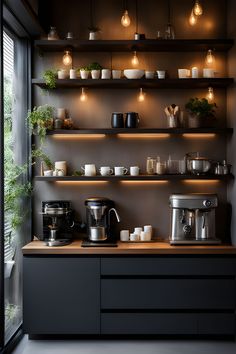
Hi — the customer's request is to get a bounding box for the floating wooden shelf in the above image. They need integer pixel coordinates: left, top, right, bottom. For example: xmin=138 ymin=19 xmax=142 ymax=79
xmin=34 ymin=39 xmax=234 ymax=52
xmin=35 ymin=174 xmax=233 ymax=182
xmin=32 ymin=78 xmax=234 ymax=89
xmin=47 ymin=128 xmax=233 ymax=135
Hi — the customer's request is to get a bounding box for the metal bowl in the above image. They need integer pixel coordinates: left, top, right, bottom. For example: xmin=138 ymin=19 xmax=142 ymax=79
xmin=188 ymin=158 xmax=211 ymax=175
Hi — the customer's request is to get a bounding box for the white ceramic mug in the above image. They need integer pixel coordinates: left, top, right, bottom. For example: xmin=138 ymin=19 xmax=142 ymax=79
xmin=114 ymin=166 xmax=128 ymax=176
xmin=178 ymin=69 xmax=190 ymax=78
xmin=82 ymin=164 xmax=96 ymax=176
xmin=145 ymin=71 xmax=155 ymax=79
xmin=203 ymin=68 xmax=215 ymax=78
xmin=55 ymin=161 xmax=67 ymax=176
xmin=157 ymin=70 xmax=166 ymax=79
xmin=99 ymin=166 xmax=113 ymax=176
xmin=44 ymin=170 xmax=53 ymax=177
xmin=101 ymin=69 xmax=111 ymax=79
xmin=130 ymin=166 xmax=140 ymax=176
xmin=69 ymin=69 xmax=77 ymax=79
xmin=120 ymin=230 xmax=129 ymax=241
xmin=112 ymin=70 xmax=122 ymax=79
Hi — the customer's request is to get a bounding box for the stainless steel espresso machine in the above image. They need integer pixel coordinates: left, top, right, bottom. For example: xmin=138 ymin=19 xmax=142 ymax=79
xmin=82 ymin=197 xmax=120 ymax=247
xmin=169 ymin=194 xmax=220 ymax=245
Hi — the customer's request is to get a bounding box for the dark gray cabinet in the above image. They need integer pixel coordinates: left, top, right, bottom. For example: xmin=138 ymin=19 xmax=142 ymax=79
xmin=23 ymin=255 xmax=236 ymax=336
xmin=23 ymin=256 xmax=100 ymax=334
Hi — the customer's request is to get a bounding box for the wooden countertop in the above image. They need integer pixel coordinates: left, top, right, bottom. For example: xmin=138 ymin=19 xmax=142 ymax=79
xmin=22 ymin=240 xmax=236 ymax=255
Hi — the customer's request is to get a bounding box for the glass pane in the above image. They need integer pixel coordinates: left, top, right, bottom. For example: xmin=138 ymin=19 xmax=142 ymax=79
xmin=3 ymin=31 xmax=21 ymax=344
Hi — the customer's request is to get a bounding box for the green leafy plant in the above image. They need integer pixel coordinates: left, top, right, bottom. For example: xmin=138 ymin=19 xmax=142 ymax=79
xmin=43 ymin=69 xmax=57 ymax=89
xmin=88 ymin=62 xmax=103 ymax=71
xmin=28 ymin=105 xmax=55 ymax=143
xmin=78 ymin=66 xmax=90 ymax=72
xmin=72 ymin=170 xmax=83 ymax=176
xmin=31 ymin=148 xmax=53 ymax=170
xmin=185 ymin=98 xmax=217 ymax=118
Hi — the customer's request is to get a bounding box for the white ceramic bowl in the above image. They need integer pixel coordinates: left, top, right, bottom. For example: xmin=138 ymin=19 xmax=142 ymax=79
xmin=124 ymin=69 xmax=145 ymax=79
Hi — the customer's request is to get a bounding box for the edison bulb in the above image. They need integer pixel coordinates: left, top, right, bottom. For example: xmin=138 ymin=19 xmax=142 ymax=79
xmin=205 ymin=49 xmax=215 ymax=67
xmin=121 ymin=10 xmax=131 ymax=27
xmin=138 ymin=88 xmax=145 ymax=102
xmin=80 ymin=88 xmax=87 ymax=102
xmin=131 ymin=51 xmax=139 ymax=67
xmin=206 ymin=87 xmax=214 ymax=102
xmin=62 ymin=50 xmax=72 ymax=66
xmin=189 ymin=9 xmax=197 ymax=26
xmin=193 ymin=1 xmax=203 ymax=16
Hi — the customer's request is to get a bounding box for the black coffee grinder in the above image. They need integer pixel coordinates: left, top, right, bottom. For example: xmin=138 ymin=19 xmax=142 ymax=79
xmin=82 ymin=197 xmax=120 ymax=247
xmin=41 ymin=201 xmax=75 ymax=246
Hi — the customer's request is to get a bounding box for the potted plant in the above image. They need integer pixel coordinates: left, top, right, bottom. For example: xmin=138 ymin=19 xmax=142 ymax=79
xmin=43 ymin=69 xmax=57 ymax=89
xmin=89 ymin=62 xmax=103 ymax=79
xmin=28 ymin=105 xmax=55 ymax=142
xmin=79 ymin=66 xmax=90 ymax=79
xmin=185 ymin=97 xmax=217 ymax=128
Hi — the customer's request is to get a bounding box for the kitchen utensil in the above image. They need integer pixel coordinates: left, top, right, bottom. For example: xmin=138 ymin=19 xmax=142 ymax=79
xmin=125 ymin=112 xmax=140 ymax=128
xmin=111 ymin=112 xmax=124 ymax=128
xmin=124 ymin=69 xmax=145 ymax=79
xmin=164 ymin=104 xmax=180 ymax=128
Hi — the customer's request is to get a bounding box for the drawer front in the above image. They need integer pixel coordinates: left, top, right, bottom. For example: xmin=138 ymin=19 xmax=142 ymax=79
xmin=101 ymin=313 xmax=196 ymax=335
xmin=101 ymin=257 xmax=236 ymax=276
xmin=101 ymin=313 xmax=235 ymax=335
xmin=101 ymin=279 xmax=236 ymax=309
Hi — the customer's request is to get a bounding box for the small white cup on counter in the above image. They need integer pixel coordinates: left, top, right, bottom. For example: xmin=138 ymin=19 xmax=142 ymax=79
xmin=120 ymin=230 xmax=130 ymax=241
xmin=99 ymin=166 xmax=113 ymax=176
xmin=130 ymin=166 xmax=140 ymax=176
xmin=130 ymin=233 xmax=140 ymax=241
xmin=81 ymin=164 xmax=97 ymax=176
xmin=101 ymin=69 xmax=111 ymax=79
xmin=114 ymin=166 xmax=128 ymax=176
xmin=44 ymin=170 xmax=53 ymax=177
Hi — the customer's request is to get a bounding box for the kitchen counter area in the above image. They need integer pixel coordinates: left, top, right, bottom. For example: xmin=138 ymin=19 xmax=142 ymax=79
xmin=22 ymin=240 xmax=236 ymax=255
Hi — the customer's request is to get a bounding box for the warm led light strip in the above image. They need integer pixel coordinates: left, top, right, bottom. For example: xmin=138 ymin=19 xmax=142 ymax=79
xmin=55 ymin=181 xmax=108 ymax=185
xmin=183 ymin=180 xmax=220 ymax=184
xmin=182 ymin=134 xmax=216 ymax=139
xmin=52 ymin=134 xmax=106 ymax=139
xmin=120 ymin=180 xmax=169 ymax=185
xmin=117 ymin=134 xmax=170 ymax=139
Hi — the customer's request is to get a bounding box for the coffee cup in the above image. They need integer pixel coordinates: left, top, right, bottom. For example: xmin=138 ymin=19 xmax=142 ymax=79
xmin=130 ymin=166 xmax=140 ymax=176
xmin=99 ymin=166 xmax=113 ymax=176
xmin=114 ymin=166 xmax=128 ymax=176
xmin=157 ymin=70 xmax=166 ymax=79
xmin=178 ymin=69 xmax=190 ymax=79
xmin=81 ymin=164 xmax=96 ymax=176
xmin=101 ymin=69 xmax=111 ymax=79
xmin=111 ymin=112 xmax=124 ymax=128
xmin=120 ymin=230 xmax=129 ymax=241
xmin=112 ymin=70 xmax=122 ymax=79
xmin=203 ymin=68 xmax=215 ymax=78
xmin=125 ymin=112 xmax=140 ymax=128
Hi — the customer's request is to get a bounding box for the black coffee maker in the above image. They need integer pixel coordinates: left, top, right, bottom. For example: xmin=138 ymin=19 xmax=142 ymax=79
xmin=41 ymin=201 xmax=75 ymax=246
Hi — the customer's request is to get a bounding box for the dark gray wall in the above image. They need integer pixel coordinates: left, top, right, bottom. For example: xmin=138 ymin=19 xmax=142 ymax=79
xmin=33 ymin=0 xmax=230 ymax=241
xmin=227 ymin=0 xmax=236 ymax=245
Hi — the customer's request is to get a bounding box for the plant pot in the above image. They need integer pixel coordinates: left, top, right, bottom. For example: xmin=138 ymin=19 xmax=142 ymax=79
xmin=57 ymin=70 xmax=68 ymax=79
xmin=4 ymin=260 xmax=15 ymax=279
xmin=91 ymin=70 xmax=101 ymax=79
xmin=187 ymin=113 xmax=202 ymax=128
xmin=101 ymin=69 xmax=111 ymax=79
xmin=39 ymin=118 xmax=54 ymax=130
xmin=80 ymin=70 xmax=90 ymax=79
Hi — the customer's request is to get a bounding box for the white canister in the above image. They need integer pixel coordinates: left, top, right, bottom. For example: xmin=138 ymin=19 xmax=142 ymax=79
xmin=130 ymin=233 xmax=140 ymax=241
xmin=191 ymin=67 xmax=199 ymax=78
xmin=101 ymin=69 xmax=111 ymax=79
xmin=120 ymin=230 xmax=130 ymax=242
xmin=58 ymin=69 xmax=68 ymax=79
xmin=57 ymin=108 xmax=66 ymax=120
xmin=130 ymin=166 xmax=140 ymax=176
xmin=203 ymin=68 xmax=215 ymax=78
xmin=134 ymin=227 xmax=142 ymax=236
xmin=44 ymin=170 xmax=53 ymax=177
xmin=140 ymin=231 xmax=152 ymax=241
xmin=55 ymin=161 xmax=67 ymax=176
xmin=70 ymin=69 xmax=77 ymax=79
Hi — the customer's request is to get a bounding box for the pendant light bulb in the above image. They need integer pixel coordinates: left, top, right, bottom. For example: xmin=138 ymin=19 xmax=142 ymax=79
xmin=121 ymin=10 xmax=131 ymax=27
xmin=189 ymin=9 xmax=197 ymax=26
xmin=193 ymin=1 xmax=203 ymax=16
xmin=206 ymin=87 xmax=214 ymax=103
xmin=80 ymin=87 xmax=87 ymax=102
xmin=131 ymin=51 xmax=139 ymax=67
xmin=62 ymin=50 xmax=72 ymax=66
xmin=138 ymin=88 xmax=145 ymax=102
xmin=205 ymin=49 xmax=215 ymax=67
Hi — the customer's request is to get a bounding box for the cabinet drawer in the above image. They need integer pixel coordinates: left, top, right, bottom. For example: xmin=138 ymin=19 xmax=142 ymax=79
xmin=101 ymin=257 xmax=236 ymax=276
xmin=101 ymin=279 xmax=236 ymax=309
xmin=101 ymin=313 xmax=235 ymax=335
xmin=101 ymin=313 xmax=196 ymax=335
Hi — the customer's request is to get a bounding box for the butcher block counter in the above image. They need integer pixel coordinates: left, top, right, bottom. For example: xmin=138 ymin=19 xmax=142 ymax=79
xmin=22 ymin=240 xmax=236 ymax=255
xmin=23 ymin=240 xmax=236 ymax=338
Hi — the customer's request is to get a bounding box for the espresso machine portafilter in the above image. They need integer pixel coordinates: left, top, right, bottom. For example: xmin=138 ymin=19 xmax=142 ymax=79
xmin=169 ymin=194 xmax=220 ymax=245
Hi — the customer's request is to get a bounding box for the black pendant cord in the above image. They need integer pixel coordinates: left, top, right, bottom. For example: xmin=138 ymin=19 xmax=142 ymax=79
xmin=168 ymin=0 xmax=171 ymax=24
xmin=110 ymin=52 xmax=113 ymax=70
xmin=90 ymin=0 xmax=94 ymax=29
xmin=136 ymin=0 xmax=139 ymax=33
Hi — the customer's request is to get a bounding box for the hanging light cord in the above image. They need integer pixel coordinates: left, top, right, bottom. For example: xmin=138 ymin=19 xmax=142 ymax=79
xmin=90 ymin=0 xmax=94 ymax=29
xmin=136 ymin=0 xmax=139 ymax=33
xmin=168 ymin=0 xmax=171 ymax=23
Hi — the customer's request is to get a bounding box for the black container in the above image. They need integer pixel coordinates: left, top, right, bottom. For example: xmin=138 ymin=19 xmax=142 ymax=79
xmin=111 ymin=112 xmax=124 ymax=128
xmin=125 ymin=112 xmax=140 ymax=128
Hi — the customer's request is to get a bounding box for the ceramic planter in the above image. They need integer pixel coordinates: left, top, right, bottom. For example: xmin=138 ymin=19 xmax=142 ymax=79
xmin=80 ymin=70 xmax=90 ymax=79
xmin=91 ymin=70 xmax=101 ymax=79
xmin=58 ymin=69 xmax=68 ymax=79
xmin=187 ymin=113 xmax=202 ymax=128
xmin=101 ymin=69 xmax=111 ymax=79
